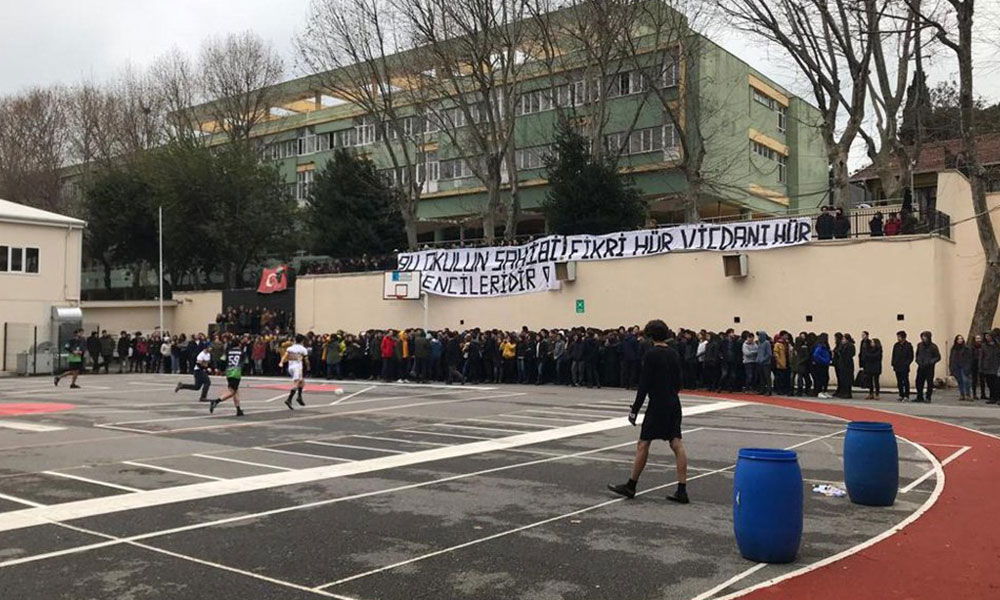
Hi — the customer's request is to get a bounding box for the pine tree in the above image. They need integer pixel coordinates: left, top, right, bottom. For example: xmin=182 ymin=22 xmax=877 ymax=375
xmin=306 ymin=149 xmax=406 ymax=258
xmin=541 ymin=121 xmax=645 ymax=235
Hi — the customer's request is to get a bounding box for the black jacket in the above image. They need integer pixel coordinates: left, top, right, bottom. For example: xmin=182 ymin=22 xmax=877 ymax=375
xmin=816 ymin=213 xmax=835 ymax=239
xmin=915 ymin=334 xmax=941 ymax=368
xmin=861 ymin=346 xmax=883 ymax=375
xmin=891 ymin=341 xmax=914 ymax=371
xmin=950 ymin=344 xmax=973 ymax=375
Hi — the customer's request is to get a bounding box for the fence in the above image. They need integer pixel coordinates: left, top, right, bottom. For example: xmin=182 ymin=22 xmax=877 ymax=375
xmin=2 ymin=323 xmax=39 ymax=375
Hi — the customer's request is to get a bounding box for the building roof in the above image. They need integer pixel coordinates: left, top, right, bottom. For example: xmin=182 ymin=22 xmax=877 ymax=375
xmin=851 ymin=133 xmax=1000 ymax=182
xmin=0 ymin=198 xmax=86 ymax=228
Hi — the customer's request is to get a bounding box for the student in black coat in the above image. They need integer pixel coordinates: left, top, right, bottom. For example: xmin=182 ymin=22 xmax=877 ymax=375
xmin=862 ymin=338 xmax=883 ymax=399
xmin=815 ymin=207 xmax=835 ymax=240
xmin=891 ymin=331 xmax=914 ymax=400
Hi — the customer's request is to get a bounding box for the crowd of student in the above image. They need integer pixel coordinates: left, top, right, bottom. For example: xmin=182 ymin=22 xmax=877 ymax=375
xmin=76 ymin=323 xmax=1000 ymax=404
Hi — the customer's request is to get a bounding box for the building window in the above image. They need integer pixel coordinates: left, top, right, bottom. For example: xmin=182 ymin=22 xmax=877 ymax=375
xmin=777 ymin=106 xmax=787 ymax=134
xmin=355 ymin=115 xmax=376 ymax=146
xmin=662 ymin=56 xmax=679 ymax=88
xmin=751 ymin=140 xmax=788 ymax=183
xmin=515 ymin=145 xmax=549 ymax=171
xmin=752 ymin=88 xmax=775 ymax=110
xmin=0 ymin=245 xmax=38 ymax=274
xmin=440 ymin=157 xmax=475 ymax=180
xmin=331 ymin=128 xmax=356 ymax=149
xmin=296 ymin=170 xmax=314 ymax=203
xmin=298 ymin=131 xmax=317 ymax=156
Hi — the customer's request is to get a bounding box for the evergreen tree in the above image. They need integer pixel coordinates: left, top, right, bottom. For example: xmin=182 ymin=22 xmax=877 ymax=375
xmin=542 ymin=121 xmax=645 ymax=235
xmin=306 ymin=149 xmax=406 ymax=258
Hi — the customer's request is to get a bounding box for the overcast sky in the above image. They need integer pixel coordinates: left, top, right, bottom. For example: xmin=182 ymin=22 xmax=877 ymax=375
xmin=1 ymin=0 xmax=997 ymax=168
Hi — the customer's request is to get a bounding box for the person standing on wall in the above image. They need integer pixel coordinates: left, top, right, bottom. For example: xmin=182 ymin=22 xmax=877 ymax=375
xmin=914 ymin=331 xmax=941 ymax=403
xmin=891 ymin=331 xmax=914 ymax=401
xmin=863 ymin=338 xmax=883 ymax=400
xmin=607 ymin=319 xmax=689 ymax=505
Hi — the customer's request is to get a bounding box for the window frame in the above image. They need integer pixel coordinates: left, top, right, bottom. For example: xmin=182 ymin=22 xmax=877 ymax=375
xmin=0 ymin=245 xmax=38 ymax=275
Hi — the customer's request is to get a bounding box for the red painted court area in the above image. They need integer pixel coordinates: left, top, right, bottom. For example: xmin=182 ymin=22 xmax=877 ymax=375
xmin=0 ymin=403 xmax=74 ymax=416
xmin=252 ymin=383 xmax=344 ymax=393
xmin=703 ymin=392 xmax=1000 ymax=599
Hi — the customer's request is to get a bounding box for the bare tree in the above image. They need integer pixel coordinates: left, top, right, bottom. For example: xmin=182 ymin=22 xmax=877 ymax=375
xmin=199 ymin=31 xmax=284 ymax=143
xmin=857 ymin=0 xmax=924 ymax=201
xmin=398 ymin=0 xmax=534 ymax=242
xmin=150 ymin=48 xmax=206 ymax=144
xmin=910 ymin=0 xmax=1000 ymax=336
xmin=725 ymin=0 xmax=879 ymax=209
xmin=0 ymin=87 xmax=69 ymax=212
xmin=299 ymin=0 xmax=431 ymax=249
xmin=66 ymin=82 xmax=121 ymax=168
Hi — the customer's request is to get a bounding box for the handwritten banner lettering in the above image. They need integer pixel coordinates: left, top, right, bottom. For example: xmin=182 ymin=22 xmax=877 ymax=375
xmin=398 ymin=218 xmax=812 ymax=297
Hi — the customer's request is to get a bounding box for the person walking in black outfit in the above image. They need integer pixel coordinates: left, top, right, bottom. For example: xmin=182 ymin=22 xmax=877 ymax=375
xmin=833 ymin=333 xmax=855 ymax=399
xmin=891 ymin=331 xmax=914 ymax=401
xmin=607 ymin=320 xmax=689 ymax=504
xmin=914 ymin=331 xmax=941 ymax=403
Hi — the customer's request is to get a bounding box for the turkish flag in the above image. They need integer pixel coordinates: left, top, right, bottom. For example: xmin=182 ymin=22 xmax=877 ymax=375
xmin=257 ymin=265 xmax=289 ymax=294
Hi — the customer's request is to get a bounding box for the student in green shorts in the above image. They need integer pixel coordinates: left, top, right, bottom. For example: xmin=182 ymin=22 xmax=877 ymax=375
xmin=210 ymin=341 xmax=245 ymax=417
xmin=54 ymin=329 xmax=85 ymax=389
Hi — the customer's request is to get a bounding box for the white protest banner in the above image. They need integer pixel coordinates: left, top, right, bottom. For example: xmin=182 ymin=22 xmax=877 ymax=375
xmin=399 ymin=218 xmax=812 ymax=297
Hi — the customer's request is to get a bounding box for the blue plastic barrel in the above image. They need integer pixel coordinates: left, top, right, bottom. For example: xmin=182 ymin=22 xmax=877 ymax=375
xmin=843 ymin=421 xmax=898 ymax=506
xmin=733 ymin=448 xmax=803 ymax=563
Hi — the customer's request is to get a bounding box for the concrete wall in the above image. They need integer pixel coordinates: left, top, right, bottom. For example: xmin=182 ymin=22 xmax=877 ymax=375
xmin=78 ymin=291 xmax=222 ymax=339
xmin=0 ymin=221 xmax=82 ymax=369
xmin=296 ymin=171 xmax=1000 ymax=383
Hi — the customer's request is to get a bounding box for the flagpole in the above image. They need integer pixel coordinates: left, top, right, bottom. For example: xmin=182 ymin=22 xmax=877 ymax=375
xmin=158 ymin=205 xmax=164 ymax=334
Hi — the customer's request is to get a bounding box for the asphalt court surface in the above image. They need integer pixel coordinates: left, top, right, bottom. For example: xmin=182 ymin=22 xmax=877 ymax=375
xmin=0 ymin=374 xmax=941 ymax=599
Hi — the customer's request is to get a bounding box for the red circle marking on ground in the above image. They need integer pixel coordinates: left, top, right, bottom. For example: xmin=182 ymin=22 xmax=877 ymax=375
xmin=0 ymin=403 xmax=75 ymax=417
xmin=692 ymin=391 xmax=1000 ymax=599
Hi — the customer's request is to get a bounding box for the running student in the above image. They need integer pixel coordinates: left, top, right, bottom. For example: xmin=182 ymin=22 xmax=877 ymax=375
xmin=54 ymin=329 xmax=85 ymax=389
xmin=279 ymin=335 xmax=310 ymax=409
xmin=209 ymin=343 xmax=245 ymax=417
xmin=608 ymin=319 xmax=689 ymax=504
xmin=175 ymin=344 xmax=212 ymax=401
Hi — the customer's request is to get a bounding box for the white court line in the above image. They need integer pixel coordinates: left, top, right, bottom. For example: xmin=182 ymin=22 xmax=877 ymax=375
xmin=337 ymin=388 xmax=475 ymax=406
xmin=466 ymin=419 xmax=551 ymax=429
xmin=50 ymin=520 xmax=357 ymax=600
xmin=0 ymin=400 xmax=746 ymax=533
xmin=427 ymin=423 xmax=528 ymax=434
xmin=191 ymin=453 xmax=293 ymax=472
xmin=900 ymin=446 xmax=970 ymax=494
xmin=353 ymin=435 xmax=448 ymax=447
xmin=498 ymin=414 xmax=589 ymax=424
xmin=0 ymin=437 xmax=646 ymax=570
xmin=41 ymin=470 xmax=141 ymax=493
xmin=0 ymin=492 xmax=44 ymax=508
xmin=696 ymin=426 xmax=829 ymax=439
xmin=689 ymin=563 xmax=768 ymax=600
xmin=395 ymin=429 xmax=489 ymax=440
xmin=121 ymin=461 xmax=225 ymax=481
xmin=184 ymin=373 xmax=497 ymax=392
xmin=0 ymin=420 xmax=64 ymax=432
xmin=329 ymin=385 xmax=375 ymax=406
xmin=256 ymin=447 xmax=355 ymax=462
xmin=305 ymin=441 xmax=404 ymax=454
xmin=263 ymin=393 xmax=288 ymax=403
xmin=98 ymin=392 xmax=527 ymax=435
xmin=522 ymin=409 xmax=613 ymax=420
xmin=315 ymin=426 xmax=846 ymax=591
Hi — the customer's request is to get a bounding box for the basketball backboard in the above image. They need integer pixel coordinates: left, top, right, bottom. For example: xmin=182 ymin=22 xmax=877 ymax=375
xmin=383 ymin=271 xmax=422 ymax=300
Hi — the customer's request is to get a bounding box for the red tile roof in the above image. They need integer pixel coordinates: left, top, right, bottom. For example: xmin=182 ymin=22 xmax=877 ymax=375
xmin=850 ymin=133 xmax=1000 ymax=181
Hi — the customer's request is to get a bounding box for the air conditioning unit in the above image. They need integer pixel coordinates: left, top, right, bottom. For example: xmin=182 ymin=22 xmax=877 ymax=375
xmin=555 ymin=261 xmax=577 ymax=281
xmin=723 ymin=254 xmax=748 ymax=278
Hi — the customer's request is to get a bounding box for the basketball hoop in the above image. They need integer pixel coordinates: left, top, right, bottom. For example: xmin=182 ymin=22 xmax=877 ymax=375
xmin=383 ymin=270 xmax=422 ymax=300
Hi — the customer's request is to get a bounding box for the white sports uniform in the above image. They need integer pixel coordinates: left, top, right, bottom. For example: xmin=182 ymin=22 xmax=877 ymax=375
xmin=285 ymin=344 xmax=308 ymax=382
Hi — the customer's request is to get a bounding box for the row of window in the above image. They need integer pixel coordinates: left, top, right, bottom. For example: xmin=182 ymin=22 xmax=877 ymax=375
xmin=751 ymin=140 xmax=787 ymax=183
xmin=0 ymin=245 xmax=39 ymax=274
xmin=265 ymin=60 xmax=681 ymax=162
xmin=752 ymin=88 xmax=788 ymax=134
xmin=515 ymin=61 xmax=679 ymax=116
